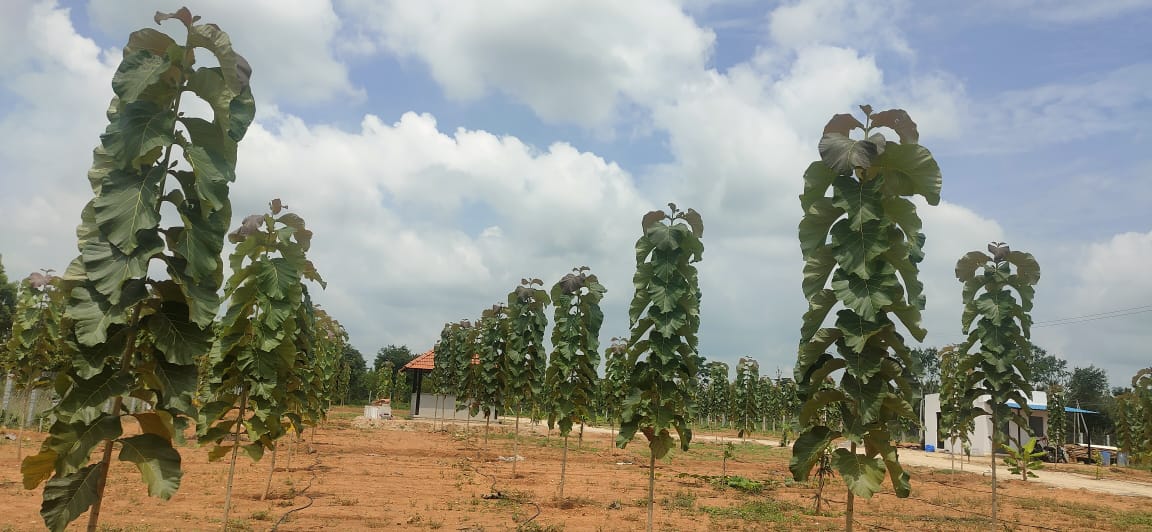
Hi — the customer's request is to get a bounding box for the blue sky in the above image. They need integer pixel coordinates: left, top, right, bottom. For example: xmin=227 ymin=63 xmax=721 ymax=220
xmin=2 ymin=0 xmax=1150 ymax=386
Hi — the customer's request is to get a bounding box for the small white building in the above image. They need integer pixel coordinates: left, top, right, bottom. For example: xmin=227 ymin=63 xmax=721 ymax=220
xmin=923 ymin=391 xmax=1052 ymax=456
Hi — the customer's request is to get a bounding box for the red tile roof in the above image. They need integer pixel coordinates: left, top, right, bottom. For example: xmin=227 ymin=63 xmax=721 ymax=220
xmin=400 ymin=349 xmax=481 ymax=372
xmin=402 ymin=349 xmax=436 ymax=371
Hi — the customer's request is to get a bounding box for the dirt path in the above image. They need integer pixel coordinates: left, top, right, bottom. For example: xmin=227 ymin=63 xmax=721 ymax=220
xmin=560 ymin=420 xmax=1152 ymax=499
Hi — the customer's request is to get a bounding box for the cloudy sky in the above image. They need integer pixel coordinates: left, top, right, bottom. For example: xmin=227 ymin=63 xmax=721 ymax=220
xmin=1 ymin=0 xmax=1150 ymax=386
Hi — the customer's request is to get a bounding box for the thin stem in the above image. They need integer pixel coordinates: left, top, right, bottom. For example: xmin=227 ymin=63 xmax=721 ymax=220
xmin=845 ymin=442 xmax=856 ymax=532
xmin=87 ymin=300 xmax=144 ymax=532
xmin=222 ymin=387 xmax=249 ymax=532
xmin=647 ymin=450 xmax=656 ymax=532
xmin=512 ymin=410 xmax=520 ymax=478
xmin=560 ymin=435 xmax=569 ymax=499
xmin=261 ymin=441 xmax=277 ymax=501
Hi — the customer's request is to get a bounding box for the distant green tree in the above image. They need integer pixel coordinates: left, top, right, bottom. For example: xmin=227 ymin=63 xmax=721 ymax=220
xmin=0 ymin=255 xmax=17 ymax=344
xmin=342 ymin=346 xmax=369 ymax=404
xmin=1046 ymin=383 xmax=1067 ymax=450
xmin=732 ymin=357 xmax=760 ymax=440
xmin=1025 ymin=345 xmax=1069 ymax=390
xmin=909 ymin=347 xmax=941 ymax=394
xmin=1067 ymin=364 xmax=1114 ymax=441
xmin=374 ymin=344 xmax=415 ymax=375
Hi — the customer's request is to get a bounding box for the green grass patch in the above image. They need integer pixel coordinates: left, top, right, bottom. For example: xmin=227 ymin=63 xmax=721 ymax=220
xmin=700 ymin=499 xmax=801 ymax=523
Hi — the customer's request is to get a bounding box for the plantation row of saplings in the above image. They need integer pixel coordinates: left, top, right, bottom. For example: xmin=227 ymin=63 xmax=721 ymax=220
xmin=3 ymin=8 xmax=1150 ymax=532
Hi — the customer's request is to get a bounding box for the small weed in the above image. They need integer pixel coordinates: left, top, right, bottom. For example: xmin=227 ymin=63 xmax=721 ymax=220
xmin=406 ymin=513 xmax=423 ymax=525
xmin=700 ymin=499 xmax=801 ymax=523
xmin=334 ymin=496 xmax=359 ymax=506
xmin=660 ymin=490 xmax=696 ymax=511
xmin=250 ymin=510 xmax=271 ymax=521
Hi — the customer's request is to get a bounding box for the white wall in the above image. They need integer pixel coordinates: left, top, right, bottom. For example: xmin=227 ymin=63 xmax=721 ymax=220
xmin=409 ymin=393 xmax=486 ymax=421
xmin=923 ymin=391 xmax=1049 ymax=456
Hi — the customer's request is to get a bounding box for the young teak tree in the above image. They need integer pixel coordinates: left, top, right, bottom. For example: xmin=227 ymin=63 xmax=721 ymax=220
xmin=601 ymin=337 xmax=631 ymax=436
xmin=732 ymin=357 xmax=760 ymax=441
xmin=476 ymin=305 xmax=509 ymax=447
xmin=200 ymin=200 xmax=324 ymax=526
xmin=20 ymin=9 xmax=255 ymax=532
xmin=2 ymin=272 xmax=67 ymax=460
xmin=505 ymin=279 xmax=550 ymax=475
xmin=546 ymin=267 xmax=606 ymax=498
xmin=954 ymin=241 xmax=1040 ymax=525
xmin=1046 ymin=383 xmax=1067 ymax=456
xmin=938 ymin=345 xmax=974 ymax=471
xmin=617 ymin=204 xmax=703 ymax=532
xmin=792 ymin=106 xmax=941 ymax=532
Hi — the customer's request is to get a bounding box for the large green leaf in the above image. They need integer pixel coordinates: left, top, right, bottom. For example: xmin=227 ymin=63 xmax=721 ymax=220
xmin=82 ymin=235 xmax=161 ymax=308
xmin=830 ymin=267 xmax=900 ymax=322
xmin=818 ymin=133 xmax=884 ymax=176
xmin=882 ymin=197 xmax=922 ymax=240
xmin=41 ymin=462 xmax=106 ymax=532
xmin=146 ymin=301 xmax=210 ymax=365
xmin=21 ymin=449 xmax=58 ymax=490
xmin=91 ymin=165 xmax=163 ymax=256
xmin=56 ymin=370 xmax=133 ymax=425
xmin=802 ymin=246 xmax=836 ymax=300
xmin=789 ymin=425 xmax=840 ymax=480
xmin=111 ymin=50 xmax=172 ymax=103
xmin=1007 ymin=251 xmax=1041 ymax=285
xmin=832 ymin=174 xmax=883 ymax=231
xmin=796 ymin=328 xmax=843 ymax=371
xmin=43 ymin=414 xmax=123 ymax=477
xmin=117 ymin=434 xmax=182 ymax=499
xmin=124 ymin=28 xmax=177 ymax=55
xmin=835 ymin=310 xmax=887 ymax=354
xmin=188 ymin=23 xmax=250 ymax=93
xmin=833 ymin=448 xmax=888 ymax=497
xmin=170 ymin=199 xmax=229 ymax=284
xmin=800 ymin=289 xmax=837 ymax=341
xmin=100 ymin=100 xmax=176 ymax=169
xmin=954 ymin=251 xmax=990 ymax=282
xmin=798 ymin=199 xmax=844 ymax=254
xmin=800 ymin=161 xmax=836 ymax=211
xmin=829 ymin=219 xmax=890 ymax=279
xmin=871 ymin=143 xmax=942 ymax=205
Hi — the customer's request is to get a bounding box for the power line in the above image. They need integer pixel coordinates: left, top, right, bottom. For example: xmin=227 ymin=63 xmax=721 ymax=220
xmin=1032 ymin=307 xmax=1152 ymax=328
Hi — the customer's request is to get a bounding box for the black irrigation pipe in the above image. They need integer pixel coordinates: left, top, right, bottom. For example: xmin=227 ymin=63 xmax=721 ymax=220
xmin=271 ymin=448 xmax=320 ymax=531
xmin=465 ymin=450 xmax=541 ymax=529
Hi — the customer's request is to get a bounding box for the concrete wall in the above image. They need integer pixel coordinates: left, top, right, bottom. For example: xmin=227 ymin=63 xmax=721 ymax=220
xmin=923 ymin=391 xmax=1049 ymax=456
xmin=409 ymin=393 xmax=486 ymax=421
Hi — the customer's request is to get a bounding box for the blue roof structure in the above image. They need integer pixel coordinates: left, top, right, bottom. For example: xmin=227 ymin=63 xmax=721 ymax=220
xmin=1006 ymin=401 xmax=1096 ymax=414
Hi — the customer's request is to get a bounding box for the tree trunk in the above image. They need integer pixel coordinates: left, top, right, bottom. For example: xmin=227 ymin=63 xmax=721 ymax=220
xmin=222 ymin=389 xmax=248 ymax=531
xmin=85 ymin=394 xmax=124 ymax=532
xmin=845 ymin=442 xmax=856 ymax=532
xmin=484 ymin=413 xmax=491 ymax=449
xmin=646 ymin=449 xmax=656 ymax=532
xmin=559 ymin=435 xmax=569 ymax=499
xmin=261 ymin=442 xmax=277 ymax=501
xmin=1 ymin=374 xmax=13 ymax=415
xmin=512 ymin=411 xmax=520 ymax=478
xmin=579 ymin=423 xmax=584 ymax=450
xmin=16 ymin=377 xmax=34 ymax=461
xmin=990 ymin=419 xmax=998 ymax=528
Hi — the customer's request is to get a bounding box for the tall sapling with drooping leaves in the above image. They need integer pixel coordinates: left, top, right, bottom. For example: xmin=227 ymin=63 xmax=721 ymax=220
xmin=505 ymin=278 xmax=550 ymax=475
xmin=792 ymin=106 xmax=941 ymax=532
xmin=954 ymin=241 xmax=1040 ymax=525
xmin=199 ymin=199 xmax=324 ymax=526
xmin=617 ymin=204 xmax=703 ymax=532
xmin=20 ymin=8 xmax=255 ymax=532
xmin=546 ymin=267 xmax=606 ymax=498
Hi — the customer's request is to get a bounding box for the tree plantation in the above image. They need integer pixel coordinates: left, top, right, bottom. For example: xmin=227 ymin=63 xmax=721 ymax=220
xmin=1 ymin=6 xmax=1150 ymax=532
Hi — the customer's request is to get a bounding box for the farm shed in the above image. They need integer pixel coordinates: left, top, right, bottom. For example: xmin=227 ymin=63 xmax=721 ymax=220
xmin=400 ymin=348 xmax=483 ymax=420
xmin=922 ymin=391 xmax=1097 ymax=456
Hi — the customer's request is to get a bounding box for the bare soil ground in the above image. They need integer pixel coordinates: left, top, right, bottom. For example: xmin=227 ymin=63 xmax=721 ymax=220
xmin=1 ymin=408 xmax=1150 ymax=531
